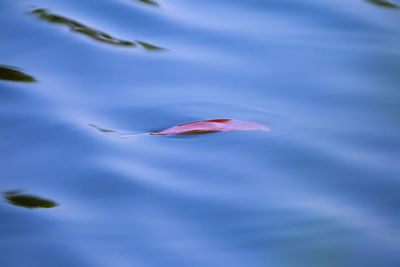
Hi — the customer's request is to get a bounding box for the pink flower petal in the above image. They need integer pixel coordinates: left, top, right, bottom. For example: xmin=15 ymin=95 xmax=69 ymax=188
xmin=151 ymin=119 xmax=270 ymax=135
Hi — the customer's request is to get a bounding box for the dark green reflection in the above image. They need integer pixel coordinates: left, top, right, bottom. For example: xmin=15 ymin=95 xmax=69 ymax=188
xmin=0 ymin=66 xmax=36 ymax=82
xmin=137 ymin=0 xmax=159 ymax=7
xmin=3 ymin=191 xmax=58 ymax=209
xmin=31 ymin=9 xmax=135 ymax=47
xmin=31 ymin=9 xmax=166 ymax=51
xmin=137 ymin=41 xmax=166 ymax=51
xmin=365 ymin=0 xmax=399 ymax=8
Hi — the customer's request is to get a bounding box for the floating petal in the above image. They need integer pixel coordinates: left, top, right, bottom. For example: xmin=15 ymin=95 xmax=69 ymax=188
xmin=151 ymin=119 xmax=270 ymax=135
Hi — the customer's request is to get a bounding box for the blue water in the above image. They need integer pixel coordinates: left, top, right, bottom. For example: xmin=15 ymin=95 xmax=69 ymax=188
xmin=1 ymin=0 xmax=400 ymax=266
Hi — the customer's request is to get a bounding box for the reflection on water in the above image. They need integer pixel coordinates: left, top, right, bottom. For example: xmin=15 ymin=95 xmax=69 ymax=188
xmin=3 ymin=191 xmax=58 ymax=209
xmin=137 ymin=41 xmax=166 ymax=51
xmin=0 ymin=66 xmax=36 ymax=82
xmin=32 ymin=9 xmax=135 ymax=47
xmin=89 ymin=124 xmax=149 ymax=138
xmin=136 ymin=0 xmax=159 ymax=7
xmin=88 ymin=124 xmax=117 ymax=133
xmin=31 ymin=9 xmax=166 ymax=50
xmin=366 ymin=0 xmax=400 ymax=8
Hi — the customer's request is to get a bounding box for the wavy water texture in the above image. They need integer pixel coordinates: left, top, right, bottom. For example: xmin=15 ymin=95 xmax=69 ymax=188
xmin=1 ymin=0 xmax=400 ymax=267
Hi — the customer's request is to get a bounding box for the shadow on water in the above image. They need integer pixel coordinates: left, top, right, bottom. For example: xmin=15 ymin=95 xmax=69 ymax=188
xmin=31 ymin=8 xmax=167 ymax=51
xmin=3 ymin=191 xmax=58 ymax=209
xmin=136 ymin=0 xmax=160 ymax=7
xmin=0 ymin=66 xmax=36 ymax=82
xmin=365 ymin=0 xmax=400 ymax=8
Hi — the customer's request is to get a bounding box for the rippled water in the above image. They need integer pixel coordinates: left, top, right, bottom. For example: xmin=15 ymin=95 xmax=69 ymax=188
xmin=1 ymin=0 xmax=400 ymax=266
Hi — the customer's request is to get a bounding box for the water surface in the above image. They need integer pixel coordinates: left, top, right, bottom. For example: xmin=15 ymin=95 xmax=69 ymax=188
xmin=1 ymin=0 xmax=400 ymax=266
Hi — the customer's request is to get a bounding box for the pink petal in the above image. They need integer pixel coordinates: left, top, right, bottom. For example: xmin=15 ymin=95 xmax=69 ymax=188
xmin=151 ymin=119 xmax=270 ymax=135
